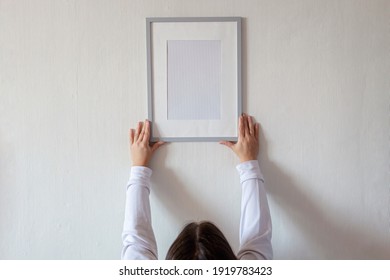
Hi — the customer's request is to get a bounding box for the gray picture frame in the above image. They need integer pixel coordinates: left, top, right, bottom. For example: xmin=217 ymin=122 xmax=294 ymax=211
xmin=146 ymin=17 xmax=242 ymax=142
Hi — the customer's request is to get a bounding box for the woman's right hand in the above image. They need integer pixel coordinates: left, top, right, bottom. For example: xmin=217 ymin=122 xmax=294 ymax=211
xmin=220 ymin=114 xmax=259 ymax=162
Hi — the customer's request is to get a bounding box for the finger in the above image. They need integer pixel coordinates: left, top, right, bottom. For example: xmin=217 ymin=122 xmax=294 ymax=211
xmin=238 ymin=115 xmax=245 ymax=139
xmin=248 ymin=115 xmax=254 ymax=136
xmin=135 ymin=121 xmax=142 ymax=141
xmin=143 ymin=119 xmax=151 ymax=142
xmin=242 ymin=114 xmax=249 ymax=137
xmin=219 ymin=141 xmax=234 ymax=149
xmin=255 ymin=123 xmax=259 ymax=141
xmin=151 ymin=141 xmax=165 ymax=152
xmin=129 ymin=129 xmax=135 ymax=144
xmin=138 ymin=121 xmax=146 ymax=142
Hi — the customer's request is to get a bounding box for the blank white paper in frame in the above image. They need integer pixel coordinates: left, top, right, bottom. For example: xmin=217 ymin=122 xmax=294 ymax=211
xmin=167 ymin=40 xmax=221 ymax=121
xmin=147 ymin=17 xmax=242 ymax=142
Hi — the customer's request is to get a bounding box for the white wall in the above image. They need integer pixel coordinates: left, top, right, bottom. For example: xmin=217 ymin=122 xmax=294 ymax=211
xmin=0 ymin=0 xmax=389 ymax=259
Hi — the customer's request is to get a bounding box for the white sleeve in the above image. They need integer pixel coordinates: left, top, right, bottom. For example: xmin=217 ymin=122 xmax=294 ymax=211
xmin=236 ymin=160 xmax=273 ymax=260
xmin=121 ymin=166 xmax=158 ymax=260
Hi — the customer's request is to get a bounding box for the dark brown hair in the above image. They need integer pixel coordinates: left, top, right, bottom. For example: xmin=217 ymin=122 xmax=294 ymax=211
xmin=165 ymin=221 xmax=237 ymax=260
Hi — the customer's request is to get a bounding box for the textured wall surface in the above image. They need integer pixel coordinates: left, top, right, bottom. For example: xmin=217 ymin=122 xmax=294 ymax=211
xmin=0 ymin=0 xmax=389 ymax=259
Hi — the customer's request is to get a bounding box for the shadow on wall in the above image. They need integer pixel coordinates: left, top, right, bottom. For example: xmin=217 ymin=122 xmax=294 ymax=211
xmin=149 ymin=145 xmax=209 ymax=225
xmin=0 ymin=134 xmax=11 ymax=248
xmin=0 ymin=137 xmax=4 ymax=227
xmin=259 ymin=127 xmax=390 ymax=259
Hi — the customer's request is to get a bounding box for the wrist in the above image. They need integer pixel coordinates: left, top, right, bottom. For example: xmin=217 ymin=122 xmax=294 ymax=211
xmin=131 ymin=159 xmax=149 ymax=167
xmin=239 ymin=156 xmax=257 ymax=163
xmin=132 ymin=162 xmax=148 ymax=167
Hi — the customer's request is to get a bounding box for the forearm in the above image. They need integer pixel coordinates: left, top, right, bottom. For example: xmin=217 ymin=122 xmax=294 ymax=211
xmin=236 ymin=160 xmax=273 ymax=260
xmin=121 ymin=166 xmax=158 ymax=260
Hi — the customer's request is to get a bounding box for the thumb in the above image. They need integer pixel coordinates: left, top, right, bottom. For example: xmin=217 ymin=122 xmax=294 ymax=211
xmin=151 ymin=141 xmax=165 ymax=153
xmin=219 ymin=141 xmax=234 ymax=149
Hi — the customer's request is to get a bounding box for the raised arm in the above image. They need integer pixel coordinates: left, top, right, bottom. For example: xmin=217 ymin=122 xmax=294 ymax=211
xmin=236 ymin=160 xmax=272 ymax=259
xmin=121 ymin=120 xmax=164 ymax=260
xmin=220 ymin=114 xmax=273 ymax=260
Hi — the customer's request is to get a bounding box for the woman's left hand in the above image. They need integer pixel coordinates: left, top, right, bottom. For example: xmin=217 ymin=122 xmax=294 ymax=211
xmin=129 ymin=120 xmax=165 ymax=167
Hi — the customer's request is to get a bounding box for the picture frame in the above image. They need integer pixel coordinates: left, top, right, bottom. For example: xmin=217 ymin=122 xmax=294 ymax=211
xmin=146 ymin=17 xmax=242 ymax=142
